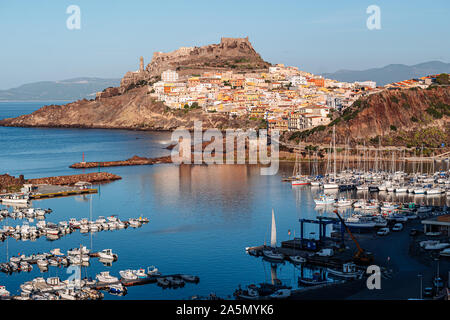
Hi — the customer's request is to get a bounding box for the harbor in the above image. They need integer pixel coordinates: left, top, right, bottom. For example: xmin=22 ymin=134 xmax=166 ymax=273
xmin=0 ymin=118 xmax=449 ymax=300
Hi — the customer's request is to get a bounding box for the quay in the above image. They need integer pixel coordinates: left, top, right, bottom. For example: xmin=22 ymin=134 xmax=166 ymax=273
xmin=29 ymin=186 xmax=97 ymax=199
xmin=70 ymin=155 xmax=172 ymax=169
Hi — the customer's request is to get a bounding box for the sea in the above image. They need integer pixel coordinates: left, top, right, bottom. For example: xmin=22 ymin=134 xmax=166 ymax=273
xmin=0 ymin=101 xmax=448 ymax=299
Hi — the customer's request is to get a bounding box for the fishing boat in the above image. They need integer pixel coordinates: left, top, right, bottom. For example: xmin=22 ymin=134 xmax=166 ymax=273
xmin=1 ymin=194 xmax=30 ymax=205
xmin=327 ymin=262 xmax=362 ymax=279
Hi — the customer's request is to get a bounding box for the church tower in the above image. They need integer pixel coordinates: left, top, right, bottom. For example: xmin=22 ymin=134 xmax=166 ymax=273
xmin=139 ymin=56 xmax=144 ymax=72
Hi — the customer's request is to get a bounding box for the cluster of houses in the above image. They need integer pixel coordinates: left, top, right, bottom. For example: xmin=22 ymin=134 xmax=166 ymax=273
xmin=148 ymin=64 xmax=382 ymax=132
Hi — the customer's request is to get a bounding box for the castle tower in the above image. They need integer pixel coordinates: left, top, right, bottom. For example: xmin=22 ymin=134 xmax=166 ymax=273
xmin=139 ymin=56 xmax=144 ymax=72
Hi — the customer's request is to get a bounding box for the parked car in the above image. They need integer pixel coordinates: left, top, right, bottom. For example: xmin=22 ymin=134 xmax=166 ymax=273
xmin=392 ymin=223 xmax=403 ymax=232
xmin=315 ymin=248 xmax=334 ymax=257
xmin=377 ymin=228 xmax=390 ymax=236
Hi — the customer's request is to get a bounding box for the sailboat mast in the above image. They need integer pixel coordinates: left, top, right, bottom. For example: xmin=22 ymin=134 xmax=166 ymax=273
xmin=333 ymin=126 xmax=336 ymax=179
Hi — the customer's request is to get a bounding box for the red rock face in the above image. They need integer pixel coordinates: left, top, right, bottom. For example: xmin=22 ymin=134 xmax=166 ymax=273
xmin=305 ymin=87 xmax=450 ymax=145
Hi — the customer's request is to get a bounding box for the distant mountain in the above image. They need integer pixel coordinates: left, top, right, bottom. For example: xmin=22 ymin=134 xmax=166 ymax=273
xmin=0 ymin=77 xmax=121 ymax=101
xmin=322 ymin=61 xmax=450 ymax=86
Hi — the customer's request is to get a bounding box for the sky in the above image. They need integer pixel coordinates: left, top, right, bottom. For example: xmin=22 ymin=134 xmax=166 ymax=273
xmin=0 ymin=0 xmax=449 ymax=89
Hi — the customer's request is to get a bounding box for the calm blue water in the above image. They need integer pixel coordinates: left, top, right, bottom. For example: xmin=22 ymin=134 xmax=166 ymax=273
xmin=0 ymin=102 xmax=448 ymax=299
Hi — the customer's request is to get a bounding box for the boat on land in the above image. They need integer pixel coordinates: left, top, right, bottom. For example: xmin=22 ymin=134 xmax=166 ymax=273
xmin=327 ymin=263 xmax=363 ymax=279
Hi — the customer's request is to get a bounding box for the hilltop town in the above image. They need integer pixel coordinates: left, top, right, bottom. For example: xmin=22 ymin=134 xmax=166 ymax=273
xmin=138 ymin=58 xmax=440 ymax=133
xmin=0 ymin=38 xmax=448 ymax=146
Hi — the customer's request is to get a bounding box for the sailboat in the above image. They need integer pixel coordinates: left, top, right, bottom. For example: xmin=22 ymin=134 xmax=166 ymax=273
xmin=291 ymin=147 xmax=310 ymax=186
xmin=323 ymin=126 xmax=339 ymax=189
xmin=262 ymin=210 xmax=284 ymax=262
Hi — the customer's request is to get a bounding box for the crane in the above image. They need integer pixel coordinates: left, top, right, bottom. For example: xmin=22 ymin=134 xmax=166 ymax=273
xmin=333 ymin=210 xmax=374 ymax=265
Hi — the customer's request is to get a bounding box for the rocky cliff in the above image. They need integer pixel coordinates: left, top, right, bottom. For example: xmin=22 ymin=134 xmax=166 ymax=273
xmin=288 ymin=86 xmax=450 ymax=147
xmin=0 ymin=86 xmax=261 ymax=131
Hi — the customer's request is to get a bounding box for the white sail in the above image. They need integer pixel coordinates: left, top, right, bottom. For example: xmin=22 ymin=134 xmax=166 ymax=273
xmin=270 ymin=209 xmax=277 ymax=248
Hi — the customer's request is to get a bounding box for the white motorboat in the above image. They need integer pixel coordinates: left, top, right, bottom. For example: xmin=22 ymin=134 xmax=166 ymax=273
xmin=96 ymin=271 xmax=119 ymax=283
xmin=119 ymin=270 xmax=138 ymax=281
xmin=97 ymin=249 xmax=117 ymax=261
xmin=269 ymin=289 xmax=291 ymax=299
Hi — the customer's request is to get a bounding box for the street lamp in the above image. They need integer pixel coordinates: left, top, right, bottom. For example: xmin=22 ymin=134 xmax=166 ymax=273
xmin=418 ymin=274 xmax=423 ymax=300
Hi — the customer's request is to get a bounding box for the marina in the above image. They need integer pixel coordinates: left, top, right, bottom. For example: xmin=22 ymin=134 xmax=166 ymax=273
xmin=0 ymin=102 xmax=449 ymax=300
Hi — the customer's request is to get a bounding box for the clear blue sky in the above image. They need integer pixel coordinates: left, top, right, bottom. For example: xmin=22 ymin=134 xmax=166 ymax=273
xmin=0 ymin=0 xmax=449 ymax=89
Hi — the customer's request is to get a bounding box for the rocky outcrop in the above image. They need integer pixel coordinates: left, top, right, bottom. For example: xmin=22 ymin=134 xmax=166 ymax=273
xmin=0 ymin=86 xmax=261 ymax=131
xmin=120 ymin=37 xmax=270 ymax=89
xmin=292 ymin=86 xmax=450 ymax=147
